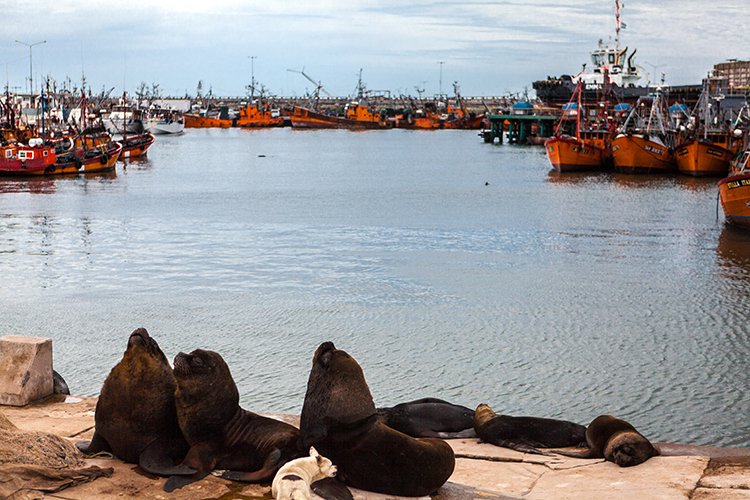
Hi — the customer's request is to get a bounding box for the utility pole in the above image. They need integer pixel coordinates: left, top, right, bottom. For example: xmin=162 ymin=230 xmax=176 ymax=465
xmin=15 ymin=39 xmax=46 ymax=101
xmin=438 ymin=61 xmax=445 ymax=95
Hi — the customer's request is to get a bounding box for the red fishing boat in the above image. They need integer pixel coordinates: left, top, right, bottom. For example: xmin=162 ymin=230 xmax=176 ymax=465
xmin=0 ymin=141 xmax=57 ymax=175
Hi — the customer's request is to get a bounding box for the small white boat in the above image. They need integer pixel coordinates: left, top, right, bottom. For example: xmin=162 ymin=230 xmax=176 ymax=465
xmin=145 ymin=111 xmax=185 ymax=135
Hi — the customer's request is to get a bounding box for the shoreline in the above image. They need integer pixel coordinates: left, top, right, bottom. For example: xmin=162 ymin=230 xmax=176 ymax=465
xmin=3 ymin=395 xmax=750 ymax=499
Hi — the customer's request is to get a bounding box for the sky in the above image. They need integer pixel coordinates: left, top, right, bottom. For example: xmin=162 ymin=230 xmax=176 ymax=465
xmin=1 ymin=0 xmax=747 ymax=99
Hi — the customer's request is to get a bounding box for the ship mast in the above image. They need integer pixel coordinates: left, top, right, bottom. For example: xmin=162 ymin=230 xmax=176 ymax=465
xmin=615 ymin=0 xmax=621 ymax=52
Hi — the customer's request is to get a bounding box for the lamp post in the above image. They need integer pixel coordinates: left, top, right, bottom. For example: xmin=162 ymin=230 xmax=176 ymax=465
xmin=15 ymin=39 xmax=46 ymax=101
xmin=438 ymin=61 xmax=445 ymax=95
xmin=248 ymin=55 xmax=257 ymax=100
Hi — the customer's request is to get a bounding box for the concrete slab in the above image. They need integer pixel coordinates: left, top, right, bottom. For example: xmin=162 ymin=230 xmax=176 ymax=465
xmin=3 ymin=397 xmax=750 ymax=499
xmin=526 ymin=456 xmax=708 ymax=500
xmin=0 ymin=336 xmax=53 ymax=406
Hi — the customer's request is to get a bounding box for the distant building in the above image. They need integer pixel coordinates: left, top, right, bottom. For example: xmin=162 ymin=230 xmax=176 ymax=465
xmin=713 ymin=59 xmax=750 ymax=92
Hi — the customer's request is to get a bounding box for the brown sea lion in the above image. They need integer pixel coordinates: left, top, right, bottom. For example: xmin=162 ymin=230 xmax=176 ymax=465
xmin=299 ymin=341 xmax=455 ymax=497
xmin=473 ymin=403 xmax=587 ymax=455
xmin=552 ymin=414 xmax=659 ymax=467
xmin=76 ymin=328 xmax=190 ymax=476
xmin=377 ymin=397 xmax=476 ymax=438
xmin=164 ymin=349 xmax=303 ymax=492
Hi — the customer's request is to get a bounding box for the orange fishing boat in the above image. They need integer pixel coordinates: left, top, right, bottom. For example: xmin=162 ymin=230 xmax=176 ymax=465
xmin=719 ymin=148 xmax=750 ymax=228
xmin=120 ymin=132 xmax=155 ymax=159
xmin=675 ymin=138 xmax=739 ymax=177
xmin=545 ymin=81 xmax=614 ymax=172
xmin=290 ymin=102 xmax=389 ymax=129
xmin=674 ymin=77 xmax=743 ymax=177
xmin=611 ymin=91 xmax=677 ymax=174
xmin=183 ymin=106 xmax=234 ymax=128
xmin=45 ymin=141 xmax=122 ymax=175
xmin=236 ymin=102 xmax=284 ymax=128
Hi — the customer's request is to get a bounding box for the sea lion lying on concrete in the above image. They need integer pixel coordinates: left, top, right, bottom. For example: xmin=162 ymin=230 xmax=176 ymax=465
xmin=300 ymin=341 xmax=455 ymax=497
xmin=377 ymin=397 xmax=476 ymax=438
xmin=165 ymin=349 xmax=303 ymax=492
xmin=474 ymin=403 xmax=587 ymax=455
xmin=76 ymin=328 xmax=190 ymax=476
xmin=552 ymin=414 xmax=659 ymax=467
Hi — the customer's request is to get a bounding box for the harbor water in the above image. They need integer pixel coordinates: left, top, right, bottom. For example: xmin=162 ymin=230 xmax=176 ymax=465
xmin=1 ymin=128 xmax=748 ymax=448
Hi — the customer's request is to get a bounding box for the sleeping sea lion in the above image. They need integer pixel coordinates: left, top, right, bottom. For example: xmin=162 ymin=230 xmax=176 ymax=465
xmin=164 ymin=349 xmax=303 ymax=492
xmin=299 ymin=341 xmax=455 ymax=497
xmin=552 ymin=414 xmax=659 ymax=467
xmin=473 ymin=403 xmax=586 ymax=455
xmin=377 ymin=397 xmax=476 ymax=438
xmin=76 ymin=328 xmax=190 ymax=476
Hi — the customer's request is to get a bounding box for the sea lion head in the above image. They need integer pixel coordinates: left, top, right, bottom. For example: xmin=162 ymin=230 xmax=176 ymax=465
xmin=124 ymin=328 xmax=170 ymax=367
xmin=473 ymin=403 xmax=498 ymax=429
xmin=605 ymin=431 xmax=659 ymax=467
xmin=173 ymin=349 xmax=239 ymax=442
xmin=300 ymin=342 xmax=376 ymax=444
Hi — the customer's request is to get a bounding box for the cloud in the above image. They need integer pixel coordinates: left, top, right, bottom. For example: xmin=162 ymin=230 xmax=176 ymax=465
xmin=0 ymin=0 xmax=746 ymax=97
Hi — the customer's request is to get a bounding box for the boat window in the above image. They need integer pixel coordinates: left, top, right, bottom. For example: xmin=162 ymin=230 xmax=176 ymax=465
xmin=609 ymin=53 xmax=615 ymax=64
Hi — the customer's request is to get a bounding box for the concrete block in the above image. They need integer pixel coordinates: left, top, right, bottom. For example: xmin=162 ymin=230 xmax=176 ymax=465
xmin=0 ymin=336 xmax=54 ymax=406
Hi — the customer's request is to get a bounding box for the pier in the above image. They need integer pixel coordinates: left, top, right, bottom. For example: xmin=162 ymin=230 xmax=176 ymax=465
xmin=482 ymin=111 xmax=558 ymax=145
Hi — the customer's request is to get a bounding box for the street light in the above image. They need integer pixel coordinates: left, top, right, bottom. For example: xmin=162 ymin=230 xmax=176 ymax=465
xmin=438 ymin=61 xmax=445 ymax=95
xmin=15 ymin=39 xmax=46 ymax=99
xmin=248 ymin=55 xmax=257 ymax=99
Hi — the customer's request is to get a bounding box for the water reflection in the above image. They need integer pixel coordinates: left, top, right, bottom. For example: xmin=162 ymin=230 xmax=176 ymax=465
xmin=717 ymin=224 xmax=750 ymax=279
xmin=119 ymin=157 xmax=153 ymax=171
xmin=546 ymin=170 xmax=609 ymax=185
xmin=0 ymin=178 xmax=57 ymax=194
xmin=610 ymin=173 xmax=678 ymax=189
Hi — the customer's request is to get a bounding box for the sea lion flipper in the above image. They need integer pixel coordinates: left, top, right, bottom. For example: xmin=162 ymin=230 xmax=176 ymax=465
xmin=550 ymin=447 xmax=600 ymax=459
xmin=76 ymin=432 xmax=111 ymax=455
xmin=163 ymin=471 xmax=209 ymax=492
xmin=311 ymin=477 xmax=354 ymax=500
xmin=493 ymin=439 xmax=552 ymax=456
xmin=219 ymin=448 xmax=282 ymax=482
xmin=438 ymin=428 xmax=477 ymax=439
xmin=139 ymin=440 xmax=196 ymax=477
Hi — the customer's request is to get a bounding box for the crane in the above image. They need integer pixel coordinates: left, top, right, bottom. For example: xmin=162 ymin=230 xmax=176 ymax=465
xmin=286 ymin=68 xmax=332 ymax=109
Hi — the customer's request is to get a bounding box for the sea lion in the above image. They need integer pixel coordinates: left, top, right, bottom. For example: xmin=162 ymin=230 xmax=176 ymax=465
xmin=552 ymin=414 xmax=659 ymax=467
xmin=76 ymin=328 xmax=190 ymax=476
xmin=377 ymin=397 xmax=476 ymax=438
xmin=473 ymin=403 xmax=587 ymax=455
xmin=165 ymin=349 xmax=303 ymax=492
xmin=299 ymin=341 xmax=455 ymax=497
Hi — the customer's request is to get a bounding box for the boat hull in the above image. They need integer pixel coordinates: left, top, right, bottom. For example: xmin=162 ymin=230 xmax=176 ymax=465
xmin=120 ymin=133 xmax=156 ymax=159
xmin=146 ymin=119 xmax=185 ymax=135
xmin=545 ymin=136 xmax=608 ymax=172
xmin=43 ymin=142 xmax=122 ymax=175
xmin=674 ymin=140 xmax=733 ymax=177
xmin=611 ymin=134 xmax=676 ymax=174
xmin=719 ymin=172 xmax=750 ymax=228
xmin=0 ymin=145 xmax=57 ymax=175
xmin=290 ymin=106 xmax=388 ymax=129
xmin=183 ymin=113 xmax=233 ymax=128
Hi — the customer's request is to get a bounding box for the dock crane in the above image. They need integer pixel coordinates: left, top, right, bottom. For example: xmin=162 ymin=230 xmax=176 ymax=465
xmin=286 ymin=68 xmax=332 ymax=110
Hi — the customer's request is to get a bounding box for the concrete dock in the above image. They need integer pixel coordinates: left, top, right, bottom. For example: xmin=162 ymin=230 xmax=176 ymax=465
xmin=2 ymin=396 xmax=750 ymax=499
